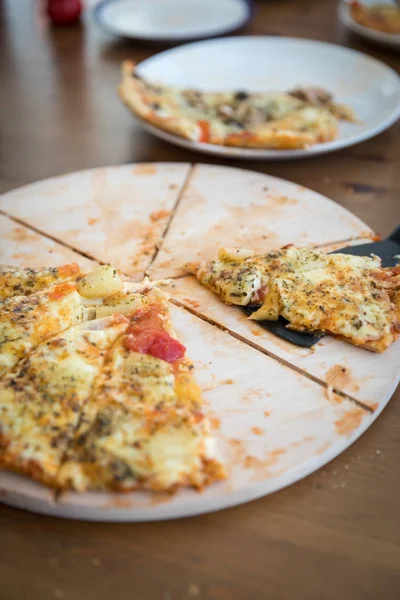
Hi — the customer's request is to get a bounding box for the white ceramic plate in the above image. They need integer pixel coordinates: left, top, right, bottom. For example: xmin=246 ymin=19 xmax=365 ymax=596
xmin=94 ymin=0 xmax=251 ymax=42
xmin=0 ymin=163 xmax=399 ymax=521
xmin=339 ymin=0 xmax=400 ymax=50
xmin=129 ymin=36 xmax=400 ymax=160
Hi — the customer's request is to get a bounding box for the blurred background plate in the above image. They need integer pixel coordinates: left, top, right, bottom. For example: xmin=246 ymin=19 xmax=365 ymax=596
xmin=94 ymin=0 xmax=252 ymax=43
xmin=339 ymin=0 xmax=400 ymax=50
xmin=132 ymin=36 xmax=400 ymax=160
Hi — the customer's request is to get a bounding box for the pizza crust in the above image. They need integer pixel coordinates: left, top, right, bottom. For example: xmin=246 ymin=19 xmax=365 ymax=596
xmin=119 ymin=61 xmax=200 ymax=142
xmin=350 ymin=2 xmax=400 ymax=34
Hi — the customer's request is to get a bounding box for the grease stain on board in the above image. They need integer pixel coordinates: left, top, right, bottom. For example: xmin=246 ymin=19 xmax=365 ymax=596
xmin=182 ymin=297 xmax=201 ymax=309
xmin=251 ymin=426 xmax=264 ymax=436
xmin=103 ymin=496 xmax=134 ymax=509
xmin=8 ymin=226 xmax=39 ymax=242
xmin=269 ymin=195 xmax=298 ymax=206
xmin=210 ymin=416 xmax=221 ymax=430
xmin=133 ymin=164 xmax=157 ymax=176
xmin=150 ymin=209 xmax=172 ymax=223
xmin=335 ymin=408 xmax=365 ymax=437
xmin=326 ymin=364 xmax=360 ymax=393
xmin=316 ymin=441 xmax=331 ymax=455
xmin=241 ymin=388 xmax=266 ymax=404
xmin=244 ymin=449 xmax=287 ymax=482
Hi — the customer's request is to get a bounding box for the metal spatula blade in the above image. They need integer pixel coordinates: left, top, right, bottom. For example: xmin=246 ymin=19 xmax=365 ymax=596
xmin=242 ymin=225 xmax=400 ymax=348
xmin=243 ymin=307 xmax=324 ymax=347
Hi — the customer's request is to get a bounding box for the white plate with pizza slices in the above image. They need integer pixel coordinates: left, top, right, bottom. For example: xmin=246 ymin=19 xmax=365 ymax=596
xmin=122 ymin=36 xmax=400 ymax=160
xmin=0 ymin=163 xmax=399 ymax=521
xmin=339 ymin=1 xmax=400 ymax=50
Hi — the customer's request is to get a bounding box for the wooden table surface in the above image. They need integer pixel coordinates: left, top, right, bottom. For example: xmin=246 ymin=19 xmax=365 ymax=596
xmin=1 ymin=1 xmax=399 ymax=599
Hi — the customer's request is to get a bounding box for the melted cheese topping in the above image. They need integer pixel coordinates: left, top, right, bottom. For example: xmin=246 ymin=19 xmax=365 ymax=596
xmin=0 ymin=316 xmax=127 ymax=484
xmin=0 ymin=283 xmax=84 ymax=375
xmin=0 ymin=263 xmax=83 ymax=301
xmin=192 ymin=247 xmax=400 ymax=352
xmin=58 ymin=295 xmax=225 ymax=492
xmin=125 ymin=65 xmax=355 ymax=147
xmin=0 ymin=264 xmax=225 ymax=493
xmin=58 ymin=401 xmax=220 ymax=492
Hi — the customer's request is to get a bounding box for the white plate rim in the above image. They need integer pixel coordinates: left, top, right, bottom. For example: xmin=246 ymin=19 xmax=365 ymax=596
xmin=130 ymin=36 xmax=400 ymax=160
xmin=93 ymin=0 xmax=253 ymax=43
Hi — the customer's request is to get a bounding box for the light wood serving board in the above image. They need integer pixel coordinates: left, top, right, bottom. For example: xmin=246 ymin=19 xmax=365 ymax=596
xmin=0 ymin=163 xmax=398 ymax=521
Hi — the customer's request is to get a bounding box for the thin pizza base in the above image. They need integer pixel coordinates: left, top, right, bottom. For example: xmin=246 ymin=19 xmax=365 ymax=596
xmin=119 ymin=61 xmax=339 ymax=150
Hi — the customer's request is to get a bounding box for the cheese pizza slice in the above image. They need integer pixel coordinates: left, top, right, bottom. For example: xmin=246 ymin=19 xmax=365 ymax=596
xmin=188 ymin=246 xmax=400 ymax=352
xmin=0 ymin=282 xmax=84 ymax=376
xmin=58 ymin=288 xmax=225 ymax=492
xmin=0 ymin=314 xmax=128 ymax=486
xmin=349 ymin=1 xmax=400 ymax=34
xmin=119 ymin=61 xmax=355 ymax=150
xmin=0 ymin=263 xmax=84 ymax=301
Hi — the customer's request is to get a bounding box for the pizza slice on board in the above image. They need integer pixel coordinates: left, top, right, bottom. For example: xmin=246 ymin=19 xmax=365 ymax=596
xmin=57 ymin=288 xmax=226 ymax=493
xmin=0 ymin=314 xmax=128 ymax=486
xmin=0 ymin=263 xmax=85 ymax=301
xmin=187 ymin=246 xmax=400 ymax=352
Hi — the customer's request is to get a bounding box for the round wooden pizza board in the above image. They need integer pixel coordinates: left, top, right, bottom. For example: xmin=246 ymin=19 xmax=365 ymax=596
xmin=0 ymin=163 xmax=398 ymax=521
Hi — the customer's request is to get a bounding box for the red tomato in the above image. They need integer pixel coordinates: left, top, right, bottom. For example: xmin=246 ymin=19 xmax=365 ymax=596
xmin=124 ymin=328 xmax=186 ymax=363
xmin=148 ymin=332 xmax=186 ymax=363
xmin=47 ymin=0 xmax=82 ymax=26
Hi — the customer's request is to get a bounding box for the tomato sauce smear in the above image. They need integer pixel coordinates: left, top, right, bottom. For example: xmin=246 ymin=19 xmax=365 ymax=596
xmin=124 ymin=305 xmax=186 ymax=363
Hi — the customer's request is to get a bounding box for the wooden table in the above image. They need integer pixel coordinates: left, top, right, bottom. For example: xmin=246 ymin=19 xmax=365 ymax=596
xmin=1 ymin=1 xmax=399 ymax=598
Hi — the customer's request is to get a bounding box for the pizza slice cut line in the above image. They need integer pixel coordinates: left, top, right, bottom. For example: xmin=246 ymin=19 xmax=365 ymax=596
xmin=0 ymin=281 xmax=87 ymax=377
xmin=0 ymin=313 xmax=130 ymax=487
